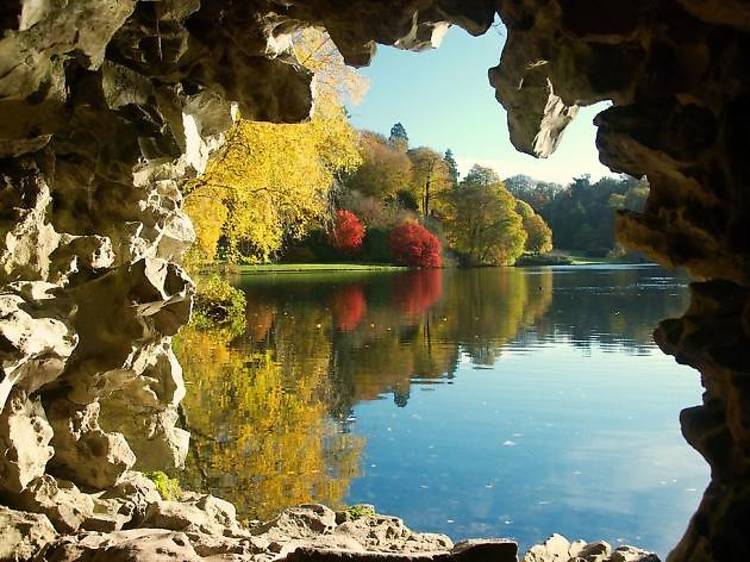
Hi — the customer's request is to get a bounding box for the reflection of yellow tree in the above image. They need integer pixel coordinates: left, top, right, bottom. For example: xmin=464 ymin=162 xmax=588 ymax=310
xmin=174 ymin=323 xmax=364 ymax=520
xmin=443 ymin=268 xmax=553 ymax=365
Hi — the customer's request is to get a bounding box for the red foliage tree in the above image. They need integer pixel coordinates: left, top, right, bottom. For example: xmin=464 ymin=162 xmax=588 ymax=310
xmin=389 ymin=222 xmax=442 ymax=268
xmin=329 ymin=210 xmax=365 ymax=254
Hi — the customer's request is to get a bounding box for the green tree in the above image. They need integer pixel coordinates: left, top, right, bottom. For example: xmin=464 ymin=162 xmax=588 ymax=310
xmin=389 ymin=122 xmax=409 ymax=151
xmin=444 ymin=165 xmax=527 ymax=265
xmin=443 ymin=149 xmax=459 ymax=187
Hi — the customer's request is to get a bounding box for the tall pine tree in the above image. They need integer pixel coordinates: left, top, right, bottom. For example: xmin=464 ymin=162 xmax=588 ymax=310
xmin=389 ymin=122 xmax=409 ymax=151
xmin=443 ymin=149 xmax=459 ymax=186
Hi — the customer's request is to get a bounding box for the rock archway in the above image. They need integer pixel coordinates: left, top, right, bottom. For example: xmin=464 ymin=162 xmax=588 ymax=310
xmin=1 ymin=1 xmax=748 ymax=561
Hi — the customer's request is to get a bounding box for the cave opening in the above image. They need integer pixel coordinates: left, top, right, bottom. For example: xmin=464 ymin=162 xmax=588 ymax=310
xmin=0 ymin=2 xmax=748 ymax=562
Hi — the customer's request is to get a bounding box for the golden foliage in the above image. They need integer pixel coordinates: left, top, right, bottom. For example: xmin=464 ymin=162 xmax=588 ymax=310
xmin=344 ymin=132 xmax=413 ymax=199
xmin=183 ymin=29 xmax=363 ymax=265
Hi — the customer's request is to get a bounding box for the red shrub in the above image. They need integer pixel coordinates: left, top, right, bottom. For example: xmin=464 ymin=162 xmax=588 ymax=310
xmin=329 ymin=210 xmax=365 ymax=254
xmin=389 ymin=222 xmax=442 ymax=268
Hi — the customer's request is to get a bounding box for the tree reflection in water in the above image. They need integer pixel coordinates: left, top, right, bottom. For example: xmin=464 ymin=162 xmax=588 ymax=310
xmin=174 ymin=265 xmax=689 ymax=521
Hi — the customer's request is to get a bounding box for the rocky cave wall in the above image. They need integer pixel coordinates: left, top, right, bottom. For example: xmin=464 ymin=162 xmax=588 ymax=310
xmin=0 ymin=1 xmax=748 ymax=561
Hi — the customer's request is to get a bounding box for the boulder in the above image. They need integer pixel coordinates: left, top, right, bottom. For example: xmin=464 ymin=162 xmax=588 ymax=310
xmin=43 ymin=529 xmax=203 ymax=562
xmin=47 ymin=400 xmax=136 ymax=490
xmin=523 ymin=536 xmax=659 ymax=562
xmin=11 ymin=475 xmax=94 ymax=533
xmin=0 ymin=506 xmax=57 ymax=561
xmin=451 ymin=539 xmax=518 ymax=562
xmin=0 ymin=389 xmax=53 ymax=495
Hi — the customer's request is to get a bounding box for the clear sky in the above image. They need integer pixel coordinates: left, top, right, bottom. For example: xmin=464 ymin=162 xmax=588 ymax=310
xmin=348 ymin=24 xmax=614 ymax=185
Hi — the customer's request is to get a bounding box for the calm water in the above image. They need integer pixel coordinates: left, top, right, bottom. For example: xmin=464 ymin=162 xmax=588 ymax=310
xmin=175 ymin=265 xmax=708 ymax=557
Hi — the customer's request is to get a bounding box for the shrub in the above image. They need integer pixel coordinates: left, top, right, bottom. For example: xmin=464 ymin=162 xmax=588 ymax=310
xmin=389 ymin=222 xmax=442 ymax=268
xmin=193 ymin=274 xmax=246 ymax=337
xmin=145 ymin=471 xmax=182 ymax=500
xmin=346 ymin=504 xmax=376 ymax=519
xmin=329 ymin=210 xmax=365 ymax=254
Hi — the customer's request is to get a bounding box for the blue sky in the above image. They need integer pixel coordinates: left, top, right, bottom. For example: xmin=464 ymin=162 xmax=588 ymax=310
xmin=348 ymin=24 xmax=613 ymax=185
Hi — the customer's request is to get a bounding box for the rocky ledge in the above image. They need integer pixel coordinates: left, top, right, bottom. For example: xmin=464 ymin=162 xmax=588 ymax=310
xmin=0 ymin=472 xmax=658 ymax=562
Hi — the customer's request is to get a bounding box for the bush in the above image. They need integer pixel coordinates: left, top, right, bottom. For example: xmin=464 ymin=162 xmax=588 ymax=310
xmin=145 ymin=471 xmax=182 ymax=500
xmin=389 ymin=222 xmax=442 ymax=268
xmin=193 ymin=274 xmax=246 ymax=336
xmin=328 ymin=210 xmax=365 ymax=254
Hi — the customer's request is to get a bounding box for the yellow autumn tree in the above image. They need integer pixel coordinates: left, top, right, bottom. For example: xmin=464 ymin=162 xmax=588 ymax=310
xmin=184 ymin=28 xmax=365 ymax=265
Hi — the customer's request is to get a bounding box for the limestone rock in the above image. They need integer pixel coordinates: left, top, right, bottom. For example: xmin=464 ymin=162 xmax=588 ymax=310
xmin=98 ymin=470 xmax=162 ymax=524
xmin=11 ymin=475 xmax=94 ymax=533
xmin=332 ymin=514 xmax=453 ymax=554
xmin=255 ymin=504 xmax=338 ymax=542
xmin=0 ymin=282 xmax=77 ymax=411
xmin=0 ymin=505 xmax=57 ymax=562
xmin=524 ymin=534 xmax=576 ymax=562
xmin=0 ymin=389 xmax=53 ymax=495
xmin=141 ymin=494 xmax=242 ymax=536
xmin=451 ymin=539 xmax=518 ymax=562
xmin=523 ymin=536 xmax=658 ymax=562
xmin=47 ymin=400 xmax=136 ymax=491
xmin=43 ymin=529 xmax=203 ymax=562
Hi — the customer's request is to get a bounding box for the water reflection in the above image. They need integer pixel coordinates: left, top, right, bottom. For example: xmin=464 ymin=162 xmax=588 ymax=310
xmin=175 ymin=265 xmax=706 ymax=555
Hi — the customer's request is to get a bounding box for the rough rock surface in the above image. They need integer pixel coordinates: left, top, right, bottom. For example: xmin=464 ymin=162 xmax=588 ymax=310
xmin=1 ymin=1 xmax=749 ymax=562
xmin=524 ymin=534 xmax=659 ymax=562
xmin=0 ymin=506 xmax=57 ymax=561
xmin=42 ymin=503 xmax=456 ymax=562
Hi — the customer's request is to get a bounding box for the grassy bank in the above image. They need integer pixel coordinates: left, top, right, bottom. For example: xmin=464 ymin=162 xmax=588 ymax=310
xmin=238 ymin=263 xmax=407 ymax=275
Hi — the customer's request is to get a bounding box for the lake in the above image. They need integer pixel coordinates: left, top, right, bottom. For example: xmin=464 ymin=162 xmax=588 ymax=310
xmin=174 ymin=265 xmax=709 ymax=558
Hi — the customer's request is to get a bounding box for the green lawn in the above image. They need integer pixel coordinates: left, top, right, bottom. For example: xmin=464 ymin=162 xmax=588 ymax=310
xmin=238 ymin=263 xmax=407 ymax=275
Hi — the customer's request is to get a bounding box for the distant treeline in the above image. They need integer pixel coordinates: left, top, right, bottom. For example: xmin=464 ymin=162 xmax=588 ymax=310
xmin=504 ymin=174 xmax=650 ymax=257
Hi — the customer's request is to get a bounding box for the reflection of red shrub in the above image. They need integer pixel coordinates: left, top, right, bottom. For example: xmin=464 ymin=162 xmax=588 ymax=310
xmin=393 ymin=269 xmax=443 ymax=317
xmin=331 ymin=285 xmax=367 ymax=331
xmin=389 ymin=222 xmax=442 ymax=268
xmin=329 ymin=210 xmax=365 ymax=254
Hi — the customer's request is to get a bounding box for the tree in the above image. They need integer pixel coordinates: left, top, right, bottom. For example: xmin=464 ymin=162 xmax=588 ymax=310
xmin=443 ymin=149 xmax=459 ymax=187
xmin=515 ymin=200 xmax=553 ymax=254
xmin=183 ymin=29 xmax=364 ymax=265
xmin=290 ymin=28 xmax=368 ymax=112
xmin=444 ymin=165 xmax=527 ymax=265
xmin=389 ymin=122 xmax=409 ymax=151
xmin=343 ymin=131 xmax=413 ymax=199
xmin=538 ymin=174 xmax=648 ymax=255
xmin=407 ymin=147 xmax=452 ymax=218
xmin=328 ymin=210 xmax=365 ymax=254
xmin=186 ymin=112 xmax=361 ymax=263
xmin=389 ymin=222 xmax=442 ymax=268
xmin=524 ymin=214 xmax=553 ymax=254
